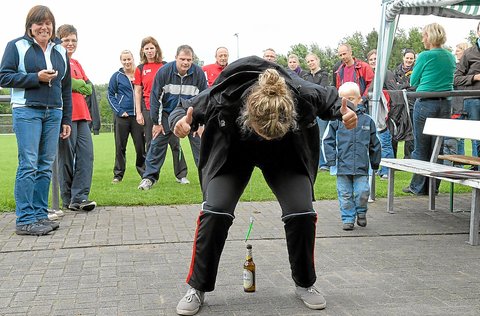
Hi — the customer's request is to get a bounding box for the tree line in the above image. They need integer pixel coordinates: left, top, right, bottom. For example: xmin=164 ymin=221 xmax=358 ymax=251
xmin=275 ymin=27 xmax=477 ymax=84
xmin=0 ymin=26 xmax=477 ymax=130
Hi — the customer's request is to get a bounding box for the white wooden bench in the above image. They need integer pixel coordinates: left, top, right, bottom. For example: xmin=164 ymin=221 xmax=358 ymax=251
xmin=380 ymin=118 xmax=480 ymax=245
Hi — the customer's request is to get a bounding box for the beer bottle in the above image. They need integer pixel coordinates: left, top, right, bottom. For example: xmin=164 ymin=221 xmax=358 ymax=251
xmin=243 ymin=244 xmax=256 ymax=292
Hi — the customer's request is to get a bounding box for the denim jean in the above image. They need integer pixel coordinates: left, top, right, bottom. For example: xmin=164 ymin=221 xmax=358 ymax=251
xmin=443 ymin=137 xmax=459 ymax=166
xmin=463 ymin=98 xmax=480 ymax=156
xmin=409 ymin=98 xmax=450 ymax=194
xmin=13 ymin=106 xmax=62 ymax=226
xmin=444 ymin=112 xmax=476 ymax=166
xmin=454 ymin=139 xmax=477 ymax=157
xmin=336 ymin=175 xmax=370 ymax=224
xmin=318 ymin=117 xmax=328 ymax=169
xmin=377 ymin=128 xmax=394 ymax=176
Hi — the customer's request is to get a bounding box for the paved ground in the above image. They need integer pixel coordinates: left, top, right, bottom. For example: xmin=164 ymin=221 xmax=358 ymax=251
xmin=0 ymin=194 xmax=479 ymax=316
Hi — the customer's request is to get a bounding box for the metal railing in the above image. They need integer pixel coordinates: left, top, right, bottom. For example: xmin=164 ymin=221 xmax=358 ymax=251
xmin=407 ymin=90 xmax=480 ymax=98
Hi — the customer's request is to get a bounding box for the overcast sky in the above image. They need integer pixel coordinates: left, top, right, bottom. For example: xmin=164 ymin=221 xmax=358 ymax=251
xmin=1 ymin=1 xmax=478 ymax=84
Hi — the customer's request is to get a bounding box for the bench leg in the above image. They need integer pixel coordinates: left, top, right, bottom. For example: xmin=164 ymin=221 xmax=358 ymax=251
xmin=449 ymin=183 xmax=454 ymax=212
xmin=428 ymin=178 xmax=436 ymax=211
xmin=469 ymin=189 xmax=480 ymax=246
xmin=387 ymin=168 xmax=395 ymax=214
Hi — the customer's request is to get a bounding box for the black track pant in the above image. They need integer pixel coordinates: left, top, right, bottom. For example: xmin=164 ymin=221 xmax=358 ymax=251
xmin=113 ymin=116 xmax=145 ymax=179
xmin=186 ymin=164 xmax=318 ymax=292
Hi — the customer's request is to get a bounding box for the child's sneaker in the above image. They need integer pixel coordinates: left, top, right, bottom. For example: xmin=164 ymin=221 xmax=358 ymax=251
xmin=357 ymin=213 xmax=367 ymax=227
xmin=342 ymin=222 xmax=354 ymax=231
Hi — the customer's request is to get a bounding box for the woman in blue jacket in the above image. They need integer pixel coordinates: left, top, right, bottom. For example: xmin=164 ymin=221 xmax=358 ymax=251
xmin=0 ymin=5 xmax=72 ymax=236
xmin=107 ymin=50 xmax=145 ymax=182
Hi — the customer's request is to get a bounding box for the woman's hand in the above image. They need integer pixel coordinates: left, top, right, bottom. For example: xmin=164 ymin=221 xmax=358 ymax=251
xmin=136 ymin=112 xmax=145 ymax=126
xmin=60 ymin=124 xmax=71 ymax=139
xmin=38 ymin=69 xmax=58 ymax=85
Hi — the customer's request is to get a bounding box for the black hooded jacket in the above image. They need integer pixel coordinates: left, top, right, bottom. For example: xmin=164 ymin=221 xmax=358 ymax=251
xmin=169 ymin=56 xmax=347 ymax=197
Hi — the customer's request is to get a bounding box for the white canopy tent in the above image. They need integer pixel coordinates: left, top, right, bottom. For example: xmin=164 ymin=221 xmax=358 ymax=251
xmin=372 ymin=0 xmax=480 ymax=128
xmin=369 ymin=0 xmax=479 ymax=199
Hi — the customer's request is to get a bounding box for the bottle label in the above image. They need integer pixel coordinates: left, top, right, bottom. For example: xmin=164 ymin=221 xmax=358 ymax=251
xmin=243 ymin=269 xmax=254 ymax=288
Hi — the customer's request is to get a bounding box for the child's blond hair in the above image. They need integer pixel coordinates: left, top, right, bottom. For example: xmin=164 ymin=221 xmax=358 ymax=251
xmin=338 ymin=82 xmax=361 ymax=98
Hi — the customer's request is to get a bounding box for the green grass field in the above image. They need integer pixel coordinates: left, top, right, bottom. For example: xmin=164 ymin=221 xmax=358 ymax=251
xmin=0 ymin=133 xmax=471 ymax=212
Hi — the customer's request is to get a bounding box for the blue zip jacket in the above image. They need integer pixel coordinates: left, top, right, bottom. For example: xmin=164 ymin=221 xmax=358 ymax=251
xmin=0 ymin=35 xmax=72 ymax=126
xmin=150 ymin=61 xmax=207 ymax=125
xmin=323 ymin=107 xmax=381 ymax=175
xmin=107 ymin=68 xmax=136 ymax=117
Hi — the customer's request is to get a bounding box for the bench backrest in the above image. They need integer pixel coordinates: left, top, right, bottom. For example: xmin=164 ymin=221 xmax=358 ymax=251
xmin=424 ymin=118 xmax=480 ymax=140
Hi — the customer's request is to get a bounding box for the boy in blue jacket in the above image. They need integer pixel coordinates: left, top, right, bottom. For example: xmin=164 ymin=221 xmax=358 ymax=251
xmin=323 ymin=82 xmax=381 ymax=230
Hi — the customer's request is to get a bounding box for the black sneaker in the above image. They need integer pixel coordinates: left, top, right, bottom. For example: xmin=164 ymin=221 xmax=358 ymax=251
xmin=402 ymin=186 xmax=415 ymax=194
xmin=68 ymin=202 xmax=81 ymax=211
xmin=402 ymin=186 xmax=430 ymax=196
xmin=38 ymin=218 xmax=60 ymax=231
xmin=79 ymin=200 xmax=96 ymax=211
xmin=16 ymin=222 xmax=53 ymax=236
xmin=69 ymin=200 xmax=96 ymax=212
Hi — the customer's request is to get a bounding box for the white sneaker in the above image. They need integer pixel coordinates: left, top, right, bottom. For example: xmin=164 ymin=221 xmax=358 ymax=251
xmin=47 ymin=212 xmax=59 ymax=221
xmin=295 ymin=285 xmax=326 ymax=310
xmin=176 ymin=287 xmax=204 ymax=315
xmin=138 ymin=178 xmax=154 ymax=190
xmin=176 ymin=177 xmax=190 ymax=184
xmin=48 ymin=209 xmax=65 ymax=217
